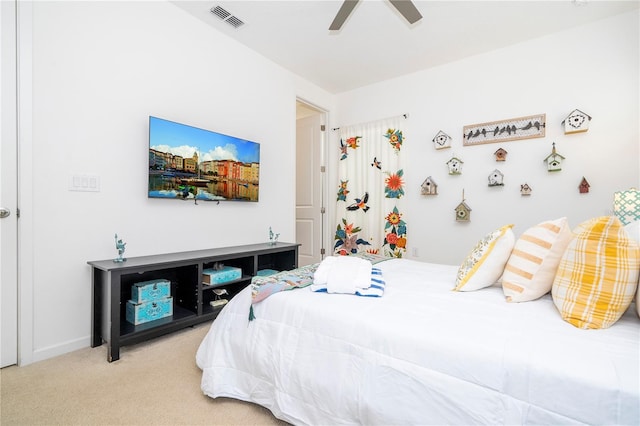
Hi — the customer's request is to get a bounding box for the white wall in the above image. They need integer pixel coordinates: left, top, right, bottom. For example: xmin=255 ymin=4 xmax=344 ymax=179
xmin=333 ymin=10 xmax=639 ymax=265
xmin=21 ymin=1 xmax=333 ymax=363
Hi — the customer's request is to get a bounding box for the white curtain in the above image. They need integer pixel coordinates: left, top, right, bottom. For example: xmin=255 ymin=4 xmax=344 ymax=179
xmin=333 ymin=116 xmax=407 ymax=257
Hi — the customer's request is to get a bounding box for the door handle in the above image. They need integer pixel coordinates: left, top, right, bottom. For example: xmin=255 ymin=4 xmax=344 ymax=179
xmin=0 ymin=208 xmax=10 ymax=218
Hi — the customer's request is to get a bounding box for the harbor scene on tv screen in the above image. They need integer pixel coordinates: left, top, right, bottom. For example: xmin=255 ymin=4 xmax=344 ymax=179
xmin=148 ymin=116 xmax=260 ymax=202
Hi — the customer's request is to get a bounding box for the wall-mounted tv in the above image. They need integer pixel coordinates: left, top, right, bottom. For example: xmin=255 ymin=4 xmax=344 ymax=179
xmin=148 ymin=116 xmax=260 ymax=202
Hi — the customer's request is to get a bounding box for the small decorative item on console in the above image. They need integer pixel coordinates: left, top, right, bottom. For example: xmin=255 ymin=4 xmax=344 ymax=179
xmin=126 ymin=278 xmax=173 ymax=325
xmin=114 ymin=233 xmax=127 ymax=263
xmin=202 ymin=265 xmax=242 ymax=286
xmin=131 ymin=279 xmax=171 ymax=304
xmin=268 ymin=226 xmax=280 ymax=245
xmin=210 ymin=288 xmax=229 ymax=308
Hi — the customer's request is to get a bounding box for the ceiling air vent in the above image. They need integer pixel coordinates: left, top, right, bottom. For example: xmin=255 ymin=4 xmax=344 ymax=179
xmin=210 ymin=5 xmax=245 ymax=29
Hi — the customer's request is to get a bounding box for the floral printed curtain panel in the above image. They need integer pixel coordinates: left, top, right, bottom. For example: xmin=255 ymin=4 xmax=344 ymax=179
xmin=334 ymin=116 xmax=407 ymax=258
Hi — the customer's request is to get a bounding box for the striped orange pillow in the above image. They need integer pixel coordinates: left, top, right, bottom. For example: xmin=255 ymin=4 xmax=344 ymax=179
xmin=502 ymin=217 xmax=572 ymax=302
xmin=552 ymin=216 xmax=640 ymax=329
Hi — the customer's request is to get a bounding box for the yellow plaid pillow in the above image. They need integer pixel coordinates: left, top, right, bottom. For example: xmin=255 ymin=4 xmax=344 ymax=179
xmin=502 ymin=217 xmax=572 ymax=302
xmin=454 ymin=224 xmax=515 ymax=291
xmin=552 ymin=216 xmax=640 ymax=329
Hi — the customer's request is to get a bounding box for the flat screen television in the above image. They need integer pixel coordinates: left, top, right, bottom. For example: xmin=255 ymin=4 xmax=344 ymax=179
xmin=148 ymin=116 xmax=260 ymax=202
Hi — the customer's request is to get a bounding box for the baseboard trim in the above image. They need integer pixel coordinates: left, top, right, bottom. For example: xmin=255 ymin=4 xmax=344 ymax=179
xmin=30 ymin=336 xmax=90 ymax=364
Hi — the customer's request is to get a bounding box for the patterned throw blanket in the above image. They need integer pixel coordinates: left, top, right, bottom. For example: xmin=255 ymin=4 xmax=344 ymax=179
xmin=249 ymin=263 xmax=318 ymax=321
xmin=249 ymin=253 xmax=390 ymax=321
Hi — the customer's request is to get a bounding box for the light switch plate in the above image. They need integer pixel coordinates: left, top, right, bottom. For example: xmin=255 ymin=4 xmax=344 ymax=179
xmin=69 ymin=174 xmax=100 ymax=192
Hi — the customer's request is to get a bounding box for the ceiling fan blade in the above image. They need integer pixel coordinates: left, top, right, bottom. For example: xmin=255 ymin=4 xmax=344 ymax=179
xmin=388 ymin=0 xmax=423 ymax=24
xmin=329 ymin=0 xmax=360 ymax=31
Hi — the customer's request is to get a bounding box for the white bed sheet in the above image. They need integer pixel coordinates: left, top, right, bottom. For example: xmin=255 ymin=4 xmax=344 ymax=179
xmin=196 ymin=259 xmax=640 ymax=425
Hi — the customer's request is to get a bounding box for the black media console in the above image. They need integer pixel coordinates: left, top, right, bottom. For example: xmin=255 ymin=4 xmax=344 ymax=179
xmin=88 ymin=242 xmax=299 ymax=362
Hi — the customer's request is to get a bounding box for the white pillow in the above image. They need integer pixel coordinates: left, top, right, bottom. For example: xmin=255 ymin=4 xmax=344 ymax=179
xmin=625 ymin=220 xmax=640 ymax=318
xmin=624 ymin=220 xmax=640 ymax=244
xmin=502 ymin=217 xmax=572 ymax=302
xmin=454 ymin=224 xmax=515 ymax=291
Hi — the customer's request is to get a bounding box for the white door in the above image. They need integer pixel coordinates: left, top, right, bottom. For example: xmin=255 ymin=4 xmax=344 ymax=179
xmin=296 ymin=105 xmax=325 ymax=266
xmin=1 ymin=0 xmax=19 ymax=368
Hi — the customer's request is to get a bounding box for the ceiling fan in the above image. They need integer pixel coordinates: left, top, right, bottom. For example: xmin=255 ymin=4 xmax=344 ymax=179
xmin=329 ymin=0 xmax=423 ymax=31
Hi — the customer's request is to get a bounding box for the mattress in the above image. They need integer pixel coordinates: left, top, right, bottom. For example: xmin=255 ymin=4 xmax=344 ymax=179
xmin=196 ymin=258 xmax=640 ymax=425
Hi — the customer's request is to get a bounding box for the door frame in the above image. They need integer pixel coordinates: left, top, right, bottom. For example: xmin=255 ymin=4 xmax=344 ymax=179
xmin=17 ymin=0 xmax=34 ymax=366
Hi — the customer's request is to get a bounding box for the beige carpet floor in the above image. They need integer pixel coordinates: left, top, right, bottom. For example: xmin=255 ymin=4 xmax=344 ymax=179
xmin=0 ymin=322 xmax=288 ymax=425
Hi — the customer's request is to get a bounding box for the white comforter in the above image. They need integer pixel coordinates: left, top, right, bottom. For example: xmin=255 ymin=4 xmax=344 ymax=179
xmin=196 ymin=259 xmax=640 ymax=425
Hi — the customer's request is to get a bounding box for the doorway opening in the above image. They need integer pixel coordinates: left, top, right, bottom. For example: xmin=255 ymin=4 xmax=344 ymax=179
xmin=295 ymin=99 xmax=328 ymax=266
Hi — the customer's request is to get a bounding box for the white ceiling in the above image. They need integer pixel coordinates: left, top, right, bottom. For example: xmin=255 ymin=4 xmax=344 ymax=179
xmin=172 ymin=0 xmax=639 ymax=94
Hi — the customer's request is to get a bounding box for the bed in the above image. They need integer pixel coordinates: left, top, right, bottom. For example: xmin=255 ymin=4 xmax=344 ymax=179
xmin=196 ymin=263 xmax=638 ymax=424
xmin=197 ymin=216 xmax=640 ymax=425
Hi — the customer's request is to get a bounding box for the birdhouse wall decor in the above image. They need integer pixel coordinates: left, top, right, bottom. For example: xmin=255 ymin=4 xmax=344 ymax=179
xmin=544 ymin=142 xmax=565 ymax=172
xmin=562 ymin=109 xmax=591 ymax=134
xmin=446 ymin=156 xmax=464 ymax=175
xmin=432 ymin=130 xmax=452 ymax=150
xmin=520 ymin=183 xmax=533 ymax=196
xmin=421 ymin=176 xmax=438 ymax=196
xmin=455 ymin=190 xmax=471 ymax=222
xmin=494 ymin=147 xmax=508 ymax=161
xmin=579 ymin=177 xmax=590 ymax=194
xmin=488 ymin=169 xmax=504 ymax=187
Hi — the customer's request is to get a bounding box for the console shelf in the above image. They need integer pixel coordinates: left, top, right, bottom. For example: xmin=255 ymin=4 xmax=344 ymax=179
xmin=88 ymin=242 xmax=299 ymax=362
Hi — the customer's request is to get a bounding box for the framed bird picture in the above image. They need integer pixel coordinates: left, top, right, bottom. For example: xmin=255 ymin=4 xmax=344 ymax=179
xmin=463 ymin=114 xmax=546 ymax=146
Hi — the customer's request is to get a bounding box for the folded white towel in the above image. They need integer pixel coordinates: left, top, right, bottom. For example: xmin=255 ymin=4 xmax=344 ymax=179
xmin=326 ymin=256 xmax=372 ymax=294
xmin=313 ymin=256 xmax=337 ymax=285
